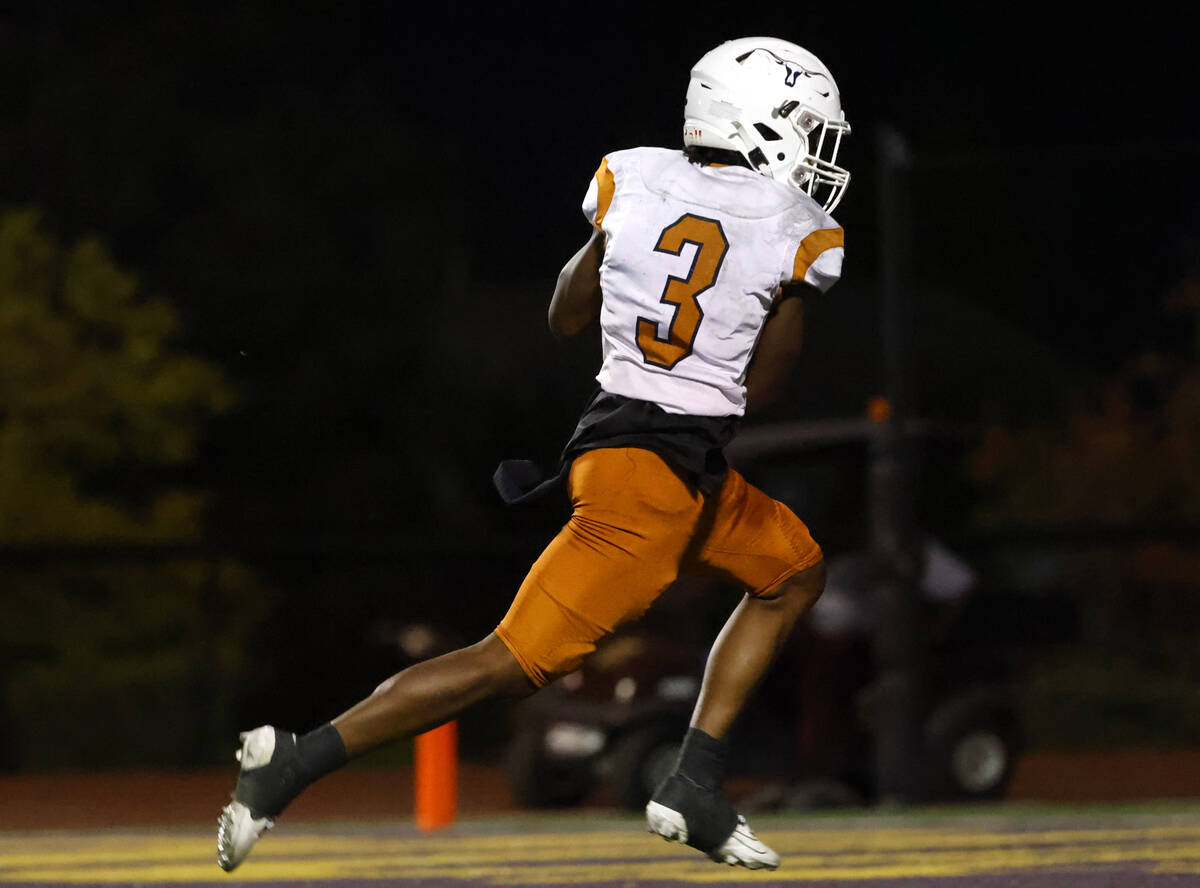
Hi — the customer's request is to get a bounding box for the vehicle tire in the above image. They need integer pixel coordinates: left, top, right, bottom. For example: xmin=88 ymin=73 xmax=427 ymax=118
xmin=924 ymin=688 xmax=1020 ymax=802
xmin=505 ymin=726 xmax=595 ymax=808
xmin=608 ymin=724 xmax=684 ymax=811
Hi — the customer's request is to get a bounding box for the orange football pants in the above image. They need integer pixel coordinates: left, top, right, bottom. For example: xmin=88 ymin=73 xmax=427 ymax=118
xmin=495 ymin=446 xmax=823 ymax=687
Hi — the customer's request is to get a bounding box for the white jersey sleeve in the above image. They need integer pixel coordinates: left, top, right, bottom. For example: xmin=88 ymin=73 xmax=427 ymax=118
xmin=579 ymin=147 xmax=844 ymax=418
xmin=788 ymin=218 xmax=844 ymax=293
xmin=581 ymin=157 xmax=615 ymax=230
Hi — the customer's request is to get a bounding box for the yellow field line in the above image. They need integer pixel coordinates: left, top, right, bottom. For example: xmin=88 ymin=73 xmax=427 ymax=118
xmin=2 ymin=825 xmax=1200 ymax=883
xmin=5 ymin=822 xmax=1200 ymax=862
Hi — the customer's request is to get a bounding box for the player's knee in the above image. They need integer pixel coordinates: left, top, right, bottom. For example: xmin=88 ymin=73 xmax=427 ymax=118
xmin=770 ymin=558 xmax=826 ymax=614
xmin=368 ymin=635 xmax=534 ymax=701
xmin=467 ymin=634 xmax=538 ymax=699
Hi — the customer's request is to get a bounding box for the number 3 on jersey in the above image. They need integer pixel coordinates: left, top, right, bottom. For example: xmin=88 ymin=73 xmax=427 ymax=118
xmin=637 ymin=214 xmax=729 ymax=370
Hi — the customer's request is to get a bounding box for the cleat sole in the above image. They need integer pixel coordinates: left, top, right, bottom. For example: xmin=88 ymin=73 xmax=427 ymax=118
xmin=216 ymin=800 xmax=273 ymax=872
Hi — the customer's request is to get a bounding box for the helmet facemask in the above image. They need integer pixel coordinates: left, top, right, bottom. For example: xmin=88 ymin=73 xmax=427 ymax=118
xmin=785 ymin=103 xmax=851 ymax=213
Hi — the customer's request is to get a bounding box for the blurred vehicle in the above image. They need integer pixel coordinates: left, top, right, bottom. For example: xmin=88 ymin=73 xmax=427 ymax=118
xmin=506 ymin=417 xmax=1052 ymax=810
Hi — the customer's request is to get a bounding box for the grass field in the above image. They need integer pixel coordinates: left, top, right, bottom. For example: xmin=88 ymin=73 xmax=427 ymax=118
xmin=4 ymin=803 xmax=1200 ymax=886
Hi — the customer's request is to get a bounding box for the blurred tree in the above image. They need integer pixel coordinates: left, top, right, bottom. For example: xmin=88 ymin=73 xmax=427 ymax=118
xmin=968 ymin=261 xmax=1200 ymax=748
xmin=0 ymin=3 xmax=477 ymax=546
xmin=0 ymin=209 xmax=266 ymax=768
xmin=0 ymin=209 xmax=232 ymax=539
xmin=971 ymin=275 xmax=1200 ymax=527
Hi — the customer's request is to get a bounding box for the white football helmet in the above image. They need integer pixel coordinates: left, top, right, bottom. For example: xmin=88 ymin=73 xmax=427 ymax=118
xmin=684 ymin=37 xmax=851 ymax=212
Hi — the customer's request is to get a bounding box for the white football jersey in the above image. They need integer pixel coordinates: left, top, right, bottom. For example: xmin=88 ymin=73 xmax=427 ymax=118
xmin=582 ymin=147 xmax=844 ymax=417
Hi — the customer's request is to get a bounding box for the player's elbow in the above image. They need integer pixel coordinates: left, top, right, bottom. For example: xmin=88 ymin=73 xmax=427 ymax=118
xmin=744 ymin=346 xmax=803 ymax=413
xmin=548 ymin=286 xmax=583 ymax=339
xmin=547 ymin=305 xmax=573 ymax=339
xmin=548 ymin=229 xmax=604 ymax=339
xmin=743 ymin=380 xmax=775 ymax=415
xmin=549 ymin=311 xmax=593 ymax=340
xmin=548 ymin=276 xmax=599 ymax=339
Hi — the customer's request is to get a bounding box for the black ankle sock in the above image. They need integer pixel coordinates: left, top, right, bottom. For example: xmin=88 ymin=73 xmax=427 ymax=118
xmin=674 ymin=727 xmax=727 ymax=790
xmin=296 ymin=723 xmax=349 ymax=782
xmin=651 ymin=728 xmax=736 ymax=853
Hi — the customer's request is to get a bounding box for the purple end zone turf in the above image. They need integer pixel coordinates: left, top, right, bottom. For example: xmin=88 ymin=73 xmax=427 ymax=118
xmin=2 ymin=871 xmax=1196 ymax=888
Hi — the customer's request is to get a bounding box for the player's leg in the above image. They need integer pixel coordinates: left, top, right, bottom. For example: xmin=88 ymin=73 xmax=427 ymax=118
xmin=220 ymin=447 xmax=702 ymax=871
xmin=333 ymin=633 xmax=534 ymax=754
xmin=219 ymin=634 xmax=533 ymax=871
xmin=647 ymin=469 xmax=824 ymax=870
xmin=647 ymin=566 xmax=825 ymax=870
xmin=689 ymin=561 xmax=826 ymax=740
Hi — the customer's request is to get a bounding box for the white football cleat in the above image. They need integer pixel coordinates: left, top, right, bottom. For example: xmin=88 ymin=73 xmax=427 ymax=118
xmin=646 ymin=800 xmax=780 ymax=870
xmin=217 ymin=726 xmax=293 ymax=872
xmin=707 ymin=814 xmax=780 ymax=870
xmin=217 ymin=800 xmax=273 ymax=872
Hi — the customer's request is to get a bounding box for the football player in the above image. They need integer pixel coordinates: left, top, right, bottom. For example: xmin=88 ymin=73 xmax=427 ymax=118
xmin=219 ymin=36 xmax=849 ymax=873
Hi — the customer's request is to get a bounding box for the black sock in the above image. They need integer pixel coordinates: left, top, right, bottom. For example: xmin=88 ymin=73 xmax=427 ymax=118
xmin=296 ymin=723 xmax=349 ymax=782
xmin=652 ymin=728 xmax=736 ymax=852
xmin=674 ymin=727 xmax=727 ymax=790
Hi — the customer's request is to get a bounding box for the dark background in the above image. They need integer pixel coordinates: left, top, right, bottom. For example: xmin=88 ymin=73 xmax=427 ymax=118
xmin=1 ymin=2 xmax=1199 ymax=770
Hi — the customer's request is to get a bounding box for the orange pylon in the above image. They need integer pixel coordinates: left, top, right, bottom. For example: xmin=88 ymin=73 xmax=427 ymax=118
xmin=415 ymin=720 xmax=457 ymax=830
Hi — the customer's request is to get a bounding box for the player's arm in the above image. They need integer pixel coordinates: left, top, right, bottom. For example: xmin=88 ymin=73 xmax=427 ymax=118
xmin=744 ymin=282 xmax=809 ymax=413
xmin=548 ymin=227 xmax=605 ymax=339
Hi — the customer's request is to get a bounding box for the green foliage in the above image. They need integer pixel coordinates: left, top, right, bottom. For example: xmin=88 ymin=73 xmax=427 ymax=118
xmin=1021 ymin=649 xmax=1200 ymax=750
xmin=0 ymin=208 xmax=233 ymax=541
xmin=0 ymin=210 xmax=266 ymax=768
xmin=1 ymin=560 xmax=270 ymax=769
